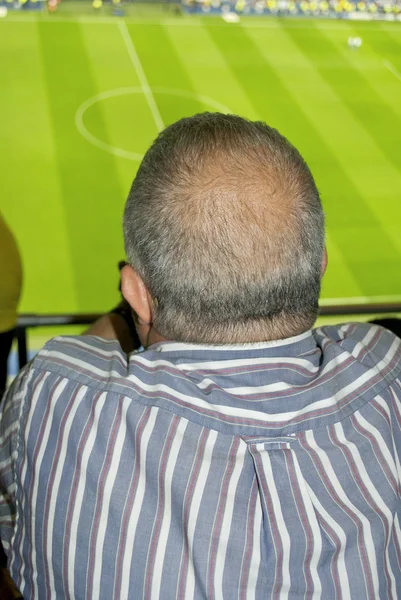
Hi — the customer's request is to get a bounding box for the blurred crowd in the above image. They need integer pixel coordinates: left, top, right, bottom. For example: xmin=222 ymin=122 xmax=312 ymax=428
xmin=185 ymin=0 xmax=401 ymax=17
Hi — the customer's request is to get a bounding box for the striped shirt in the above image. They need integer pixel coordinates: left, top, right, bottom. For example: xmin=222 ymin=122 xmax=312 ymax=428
xmin=1 ymin=321 xmax=401 ymax=599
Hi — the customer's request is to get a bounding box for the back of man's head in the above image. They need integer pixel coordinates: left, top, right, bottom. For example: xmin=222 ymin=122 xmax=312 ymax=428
xmin=124 ymin=113 xmax=325 ymax=344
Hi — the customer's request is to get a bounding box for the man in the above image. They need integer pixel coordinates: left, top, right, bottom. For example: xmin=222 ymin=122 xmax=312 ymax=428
xmin=0 ymin=213 xmax=22 ymax=399
xmin=1 ymin=113 xmax=401 ymax=599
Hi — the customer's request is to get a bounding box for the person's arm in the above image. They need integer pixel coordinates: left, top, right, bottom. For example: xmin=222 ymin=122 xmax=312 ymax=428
xmin=82 ymin=313 xmax=134 ymax=353
xmin=82 ymin=302 xmax=141 ymax=354
xmin=82 ymin=262 xmax=141 ymax=353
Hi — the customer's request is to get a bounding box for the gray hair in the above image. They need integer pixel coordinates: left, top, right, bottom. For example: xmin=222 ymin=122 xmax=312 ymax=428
xmin=123 ymin=113 xmax=324 ymax=344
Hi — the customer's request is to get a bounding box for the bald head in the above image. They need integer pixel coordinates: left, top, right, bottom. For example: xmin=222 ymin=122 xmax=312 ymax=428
xmin=124 ymin=113 xmax=325 ymax=344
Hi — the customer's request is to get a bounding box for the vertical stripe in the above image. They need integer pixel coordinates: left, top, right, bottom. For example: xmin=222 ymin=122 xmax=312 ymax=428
xmin=119 ymin=406 xmax=159 ymax=600
xmin=13 ymin=371 xmax=49 ymax=593
xmin=253 ymin=446 xmax=291 ymax=600
xmin=179 ymin=428 xmax=218 ymax=600
xmin=142 ymin=415 xmax=182 ymax=599
xmin=371 ymin=395 xmax=401 ymax=494
xmin=393 ymin=513 xmax=401 ymax=571
xmin=386 ymin=391 xmax=401 ymax=486
xmin=206 ymin=437 xmax=241 ymax=600
xmin=352 ymin=411 xmax=398 ymax=494
xmin=305 ymin=483 xmax=350 ymax=600
xmin=301 ymin=430 xmax=368 ymax=598
xmin=64 ymin=391 xmax=108 ymax=599
xmin=329 ymin=424 xmax=378 ymax=595
xmin=213 ymin=440 xmax=246 ymax=600
xmin=149 ymin=417 xmax=188 ymax=600
xmin=42 ymin=384 xmax=87 ymax=599
xmin=91 ymin=396 xmax=132 ymax=600
xmin=113 ymin=406 xmax=153 ymax=599
xmin=27 ymin=375 xmax=68 ymax=599
xmin=85 ymin=399 xmax=126 ymax=599
xmin=238 ymin=478 xmax=259 ymax=600
xmin=390 ymin=382 xmax=401 ymax=442
xmin=284 ymin=450 xmax=322 ymax=599
xmin=245 ymin=485 xmax=262 ymax=600
xmin=334 ymin=421 xmax=395 ymax=597
xmin=176 ymin=427 xmax=209 ymax=600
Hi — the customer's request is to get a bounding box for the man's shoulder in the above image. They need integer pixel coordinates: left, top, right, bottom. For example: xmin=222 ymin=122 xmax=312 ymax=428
xmin=315 ymin=320 xmax=399 ymax=344
xmin=32 ymin=335 xmax=130 ymax=389
xmin=314 ymin=321 xmax=401 ymax=377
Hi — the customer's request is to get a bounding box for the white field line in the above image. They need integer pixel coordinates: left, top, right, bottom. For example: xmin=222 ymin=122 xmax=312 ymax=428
xmin=383 ymin=59 xmax=401 ymax=82
xmin=117 ymin=20 xmax=164 ymax=132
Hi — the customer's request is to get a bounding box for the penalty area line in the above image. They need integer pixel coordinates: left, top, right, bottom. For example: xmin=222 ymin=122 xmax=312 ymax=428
xmin=118 ymin=20 xmax=164 ymax=132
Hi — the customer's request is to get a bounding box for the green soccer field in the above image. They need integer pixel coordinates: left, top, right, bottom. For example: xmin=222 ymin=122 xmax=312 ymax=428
xmin=1 ymin=8 xmax=401 ymax=318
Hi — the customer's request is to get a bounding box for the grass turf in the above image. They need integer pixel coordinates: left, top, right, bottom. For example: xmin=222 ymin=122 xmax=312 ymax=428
xmin=1 ymin=7 xmax=401 ymax=319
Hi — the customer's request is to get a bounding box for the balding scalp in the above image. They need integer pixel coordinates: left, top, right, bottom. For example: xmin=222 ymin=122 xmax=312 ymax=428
xmin=124 ymin=113 xmax=325 ymax=344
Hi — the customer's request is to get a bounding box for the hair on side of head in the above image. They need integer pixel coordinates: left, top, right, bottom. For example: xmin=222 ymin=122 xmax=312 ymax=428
xmin=123 ymin=113 xmax=325 ymax=344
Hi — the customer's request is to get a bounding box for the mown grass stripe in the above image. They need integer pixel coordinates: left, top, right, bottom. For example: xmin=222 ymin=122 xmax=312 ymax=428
xmin=164 ymin=22 xmax=259 ymax=119
xmin=38 ymin=21 xmax=125 ymax=311
xmin=315 ymin=22 xmax=401 ymax=122
xmin=126 ymin=23 xmax=206 ymax=126
xmin=0 ymin=21 xmax=77 ymax=313
xmin=363 ymin=23 xmax=401 ymax=71
xmin=288 ymin=24 xmax=401 ymax=180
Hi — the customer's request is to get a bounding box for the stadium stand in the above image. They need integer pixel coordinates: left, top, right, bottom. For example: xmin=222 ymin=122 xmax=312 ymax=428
xmin=183 ymin=0 xmax=401 ymax=19
xmin=1 ymin=0 xmax=400 ymax=18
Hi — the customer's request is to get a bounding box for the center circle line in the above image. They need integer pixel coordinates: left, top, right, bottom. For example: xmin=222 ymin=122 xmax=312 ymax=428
xmin=75 ymin=87 xmax=233 ymax=161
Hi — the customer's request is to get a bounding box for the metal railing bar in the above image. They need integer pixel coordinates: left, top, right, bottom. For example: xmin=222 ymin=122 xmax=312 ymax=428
xmin=13 ymin=303 xmax=401 ymax=369
xmin=16 ymin=303 xmax=401 ymax=329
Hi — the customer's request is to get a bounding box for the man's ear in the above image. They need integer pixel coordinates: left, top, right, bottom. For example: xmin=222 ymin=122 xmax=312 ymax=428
xmin=321 ymin=247 xmax=328 ymax=278
xmin=121 ymin=265 xmax=153 ymax=325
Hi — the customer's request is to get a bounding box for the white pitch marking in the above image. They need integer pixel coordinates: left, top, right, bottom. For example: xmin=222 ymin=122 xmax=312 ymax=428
xmin=75 ymin=87 xmax=144 ymax=161
xmin=118 ymin=20 xmax=164 ymax=132
xmin=383 ymin=59 xmax=401 ymax=83
xmin=75 ymin=86 xmax=232 ymax=161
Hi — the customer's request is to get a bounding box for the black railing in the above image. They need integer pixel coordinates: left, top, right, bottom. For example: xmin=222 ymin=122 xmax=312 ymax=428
xmin=15 ymin=303 xmax=401 ymax=369
xmin=15 ymin=313 xmax=101 ymax=370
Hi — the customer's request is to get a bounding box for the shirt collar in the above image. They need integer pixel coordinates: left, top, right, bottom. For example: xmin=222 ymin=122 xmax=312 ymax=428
xmin=150 ymin=329 xmax=313 ymax=353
